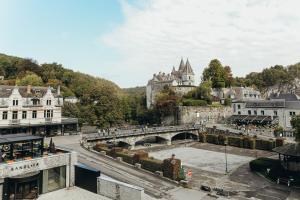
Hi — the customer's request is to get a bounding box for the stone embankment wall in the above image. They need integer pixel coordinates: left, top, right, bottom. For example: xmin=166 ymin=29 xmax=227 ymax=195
xmin=97 ymin=176 xmax=144 ymax=200
xmin=162 ymin=106 xmax=232 ymax=125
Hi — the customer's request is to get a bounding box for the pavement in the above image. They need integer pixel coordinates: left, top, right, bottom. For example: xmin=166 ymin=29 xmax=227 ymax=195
xmin=45 ymin=135 xmax=299 ymax=200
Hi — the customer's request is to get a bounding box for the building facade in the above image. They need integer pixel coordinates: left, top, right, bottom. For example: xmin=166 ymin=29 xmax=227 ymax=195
xmin=146 ymin=59 xmax=196 ymax=108
xmin=0 ymin=85 xmax=78 ymax=136
xmin=230 ymin=93 xmax=300 ymax=130
xmin=0 ymin=134 xmax=77 ymax=199
xmin=211 ymin=87 xmax=261 ymax=102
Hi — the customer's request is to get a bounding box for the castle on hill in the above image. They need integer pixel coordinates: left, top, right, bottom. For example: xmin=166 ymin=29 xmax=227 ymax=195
xmin=146 ymin=58 xmax=196 ymax=108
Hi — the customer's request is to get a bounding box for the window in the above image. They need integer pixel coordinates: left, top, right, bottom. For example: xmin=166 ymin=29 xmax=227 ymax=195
xmin=261 ymin=110 xmax=265 ymax=115
xmin=237 ymin=105 xmax=241 ymax=109
xmin=13 ymin=99 xmax=18 ymax=106
xmin=42 ymin=166 xmax=66 ymax=193
xmin=248 ymin=110 xmax=251 ymax=115
xmin=274 ymin=111 xmax=278 ymax=116
xmin=2 ymin=111 xmax=7 ymax=120
xmin=254 ymin=110 xmax=257 ymax=115
xmin=238 ymin=111 xmax=241 ymax=115
xmin=32 ymin=111 xmax=37 ymax=118
xmin=290 ymin=111 xmax=296 ymax=116
xmin=22 ymin=111 xmax=27 ymax=119
xmin=46 ymin=100 xmax=52 ymax=105
xmin=51 ymin=110 xmax=53 ymax=118
xmin=12 ymin=111 xmax=18 ymax=119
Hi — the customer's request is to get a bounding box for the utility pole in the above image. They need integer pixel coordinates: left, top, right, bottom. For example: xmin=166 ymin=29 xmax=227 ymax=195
xmin=224 ymin=140 xmax=228 ymax=174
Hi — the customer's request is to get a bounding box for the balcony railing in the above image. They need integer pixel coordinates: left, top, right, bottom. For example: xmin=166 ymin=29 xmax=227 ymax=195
xmin=10 ymin=119 xmax=20 ymax=125
xmin=45 ymin=118 xmax=52 ymax=123
xmin=23 ymin=103 xmax=43 ymax=107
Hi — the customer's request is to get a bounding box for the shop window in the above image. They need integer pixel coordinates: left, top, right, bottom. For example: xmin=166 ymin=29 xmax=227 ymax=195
xmin=42 ymin=166 xmax=66 ymax=193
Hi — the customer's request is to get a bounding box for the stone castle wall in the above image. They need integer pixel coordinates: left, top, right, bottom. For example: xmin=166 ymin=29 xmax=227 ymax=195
xmin=162 ymin=106 xmax=233 ymax=125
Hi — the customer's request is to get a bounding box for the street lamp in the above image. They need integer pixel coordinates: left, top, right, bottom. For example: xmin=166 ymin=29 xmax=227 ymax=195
xmin=224 ymin=140 xmax=228 ymax=174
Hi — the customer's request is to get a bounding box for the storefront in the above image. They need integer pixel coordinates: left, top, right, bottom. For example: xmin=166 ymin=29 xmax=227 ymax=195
xmin=0 ymin=134 xmax=77 ymax=200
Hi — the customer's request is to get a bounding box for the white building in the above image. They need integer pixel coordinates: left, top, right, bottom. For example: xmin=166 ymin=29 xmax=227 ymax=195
xmin=211 ymin=87 xmax=261 ymax=102
xmin=230 ymin=93 xmax=300 ymax=130
xmin=64 ymin=96 xmax=79 ymax=104
xmin=146 ymin=59 xmax=196 ymax=108
xmin=0 ymin=85 xmax=78 ymax=135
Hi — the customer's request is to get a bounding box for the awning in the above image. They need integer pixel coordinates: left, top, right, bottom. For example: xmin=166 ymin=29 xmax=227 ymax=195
xmin=228 ymin=115 xmax=279 ymax=125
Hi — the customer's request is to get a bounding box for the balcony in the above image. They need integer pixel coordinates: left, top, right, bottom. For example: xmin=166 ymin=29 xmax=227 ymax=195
xmin=10 ymin=119 xmax=20 ymax=125
xmin=23 ymin=103 xmax=43 ymax=107
xmin=45 ymin=118 xmax=52 ymax=123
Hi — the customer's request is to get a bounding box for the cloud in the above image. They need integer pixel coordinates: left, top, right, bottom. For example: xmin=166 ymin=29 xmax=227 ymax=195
xmin=99 ymin=0 xmax=300 ymax=87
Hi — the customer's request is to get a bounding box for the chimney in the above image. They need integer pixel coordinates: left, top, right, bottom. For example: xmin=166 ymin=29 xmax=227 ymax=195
xmin=57 ymin=85 xmax=61 ymax=96
xmin=27 ymin=85 xmax=31 ymax=94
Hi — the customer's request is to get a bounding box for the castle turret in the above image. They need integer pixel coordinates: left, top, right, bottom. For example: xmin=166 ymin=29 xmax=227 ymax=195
xmin=181 ymin=59 xmax=195 ymax=86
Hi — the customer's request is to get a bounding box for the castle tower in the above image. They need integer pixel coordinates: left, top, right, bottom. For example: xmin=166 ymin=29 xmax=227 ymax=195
xmin=181 ymin=59 xmax=195 ymax=86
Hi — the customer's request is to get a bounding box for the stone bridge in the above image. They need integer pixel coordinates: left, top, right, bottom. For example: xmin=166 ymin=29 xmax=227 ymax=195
xmin=83 ymin=125 xmax=202 ymax=149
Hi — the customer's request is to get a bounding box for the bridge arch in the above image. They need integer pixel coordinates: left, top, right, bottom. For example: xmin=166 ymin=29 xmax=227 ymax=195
xmin=171 ymin=131 xmax=199 ymax=142
xmin=134 ymin=135 xmax=169 ymax=146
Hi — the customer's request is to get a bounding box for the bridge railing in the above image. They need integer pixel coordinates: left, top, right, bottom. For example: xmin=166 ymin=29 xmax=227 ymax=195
xmin=83 ymin=124 xmax=202 ymax=141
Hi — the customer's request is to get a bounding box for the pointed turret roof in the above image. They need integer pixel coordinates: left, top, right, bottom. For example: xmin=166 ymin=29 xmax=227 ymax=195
xmin=182 ymin=59 xmax=195 ymax=75
xmin=178 ymin=58 xmax=185 ymax=72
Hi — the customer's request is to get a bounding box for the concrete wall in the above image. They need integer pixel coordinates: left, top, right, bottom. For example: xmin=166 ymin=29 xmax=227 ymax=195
xmin=97 ymin=176 xmax=144 ymax=200
xmin=177 ymin=106 xmax=232 ymax=125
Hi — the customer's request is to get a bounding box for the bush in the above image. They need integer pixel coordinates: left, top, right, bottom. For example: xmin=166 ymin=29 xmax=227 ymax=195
xmin=206 ymin=134 xmax=219 ymax=144
xmin=199 ymin=132 xmax=206 ymax=143
xmin=140 ymin=158 xmax=163 ymax=173
xmin=255 ymin=139 xmax=275 ymax=151
xmin=242 ymin=137 xmax=255 ymax=149
xmin=228 ymin=136 xmax=242 ymax=148
xmin=217 ymin=134 xmax=226 ymax=145
xmin=275 ymin=138 xmax=284 ymax=147
xmin=249 ymin=157 xmax=280 ymax=172
xmin=182 ymin=99 xmax=208 ymax=106
xmin=115 ymin=152 xmax=134 ymax=165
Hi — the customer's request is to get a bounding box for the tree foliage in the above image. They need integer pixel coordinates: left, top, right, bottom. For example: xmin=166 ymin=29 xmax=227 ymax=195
xmin=290 ymin=116 xmax=300 ymax=143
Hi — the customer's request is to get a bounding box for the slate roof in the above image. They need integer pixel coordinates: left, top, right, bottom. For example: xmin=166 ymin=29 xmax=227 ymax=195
xmin=273 ymin=143 xmax=300 ymax=157
xmin=0 ymin=133 xmax=43 ymax=144
xmin=270 ymin=93 xmax=299 ymax=101
xmin=0 ymin=85 xmax=59 ymax=98
xmin=182 ymin=59 xmax=195 ymax=75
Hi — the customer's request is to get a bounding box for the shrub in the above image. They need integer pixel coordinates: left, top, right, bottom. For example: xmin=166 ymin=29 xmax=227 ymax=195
xmin=217 ymin=134 xmax=226 ymax=145
xmin=115 ymin=152 xmax=134 ymax=165
xmin=249 ymin=157 xmax=280 ymax=172
xmin=227 ymin=136 xmax=242 ymax=148
xmin=255 ymin=139 xmax=275 ymax=151
xmin=206 ymin=134 xmax=219 ymax=144
xmin=242 ymin=137 xmax=255 ymax=149
xmin=182 ymin=99 xmax=208 ymax=106
xmin=199 ymin=132 xmax=206 ymax=143
xmin=275 ymin=138 xmax=284 ymax=147
xmin=140 ymin=158 xmax=163 ymax=173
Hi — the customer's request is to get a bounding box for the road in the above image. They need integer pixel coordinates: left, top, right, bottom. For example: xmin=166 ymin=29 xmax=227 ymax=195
xmin=48 ymin=135 xmax=177 ymax=199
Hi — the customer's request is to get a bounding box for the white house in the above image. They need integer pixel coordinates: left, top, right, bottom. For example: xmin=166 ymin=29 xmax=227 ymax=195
xmin=0 ymin=85 xmax=78 ymax=135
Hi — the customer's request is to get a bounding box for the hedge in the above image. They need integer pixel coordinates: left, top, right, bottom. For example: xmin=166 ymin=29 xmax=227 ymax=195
xmin=140 ymin=158 xmax=163 ymax=173
xmin=206 ymin=134 xmax=219 ymax=144
xmin=115 ymin=152 xmax=134 ymax=165
xmin=249 ymin=157 xmax=280 ymax=172
xmin=255 ymin=139 xmax=275 ymax=151
xmin=242 ymin=137 xmax=255 ymax=149
xmin=182 ymin=99 xmax=208 ymax=106
xmin=227 ymin=136 xmax=242 ymax=148
xmin=217 ymin=134 xmax=226 ymax=145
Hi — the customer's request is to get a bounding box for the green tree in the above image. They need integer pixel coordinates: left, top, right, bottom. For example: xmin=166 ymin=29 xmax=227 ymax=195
xmin=202 ymin=59 xmax=227 ymax=88
xmin=15 ymin=72 xmax=43 ymax=86
xmin=291 ymin=116 xmax=300 ymax=143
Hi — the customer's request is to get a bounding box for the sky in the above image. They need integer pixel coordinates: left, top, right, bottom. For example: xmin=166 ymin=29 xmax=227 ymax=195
xmin=1 ymin=0 xmax=300 ymax=88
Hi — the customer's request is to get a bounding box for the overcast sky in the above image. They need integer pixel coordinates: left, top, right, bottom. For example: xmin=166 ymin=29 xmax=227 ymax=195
xmin=1 ymin=0 xmax=300 ymax=87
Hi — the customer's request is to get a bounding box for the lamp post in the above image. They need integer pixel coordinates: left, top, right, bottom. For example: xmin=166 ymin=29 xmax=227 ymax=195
xmin=224 ymin=140 xmax=228 ymax=174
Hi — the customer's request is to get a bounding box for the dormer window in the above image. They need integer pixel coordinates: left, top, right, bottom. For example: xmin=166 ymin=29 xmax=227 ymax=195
xmin=46 ymin=100 xmax=52 ymax=105
xmin=32 ymin=99 xmax=40 ymax=105
xmin=13 ymin=100 xmax=18 ymax=106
